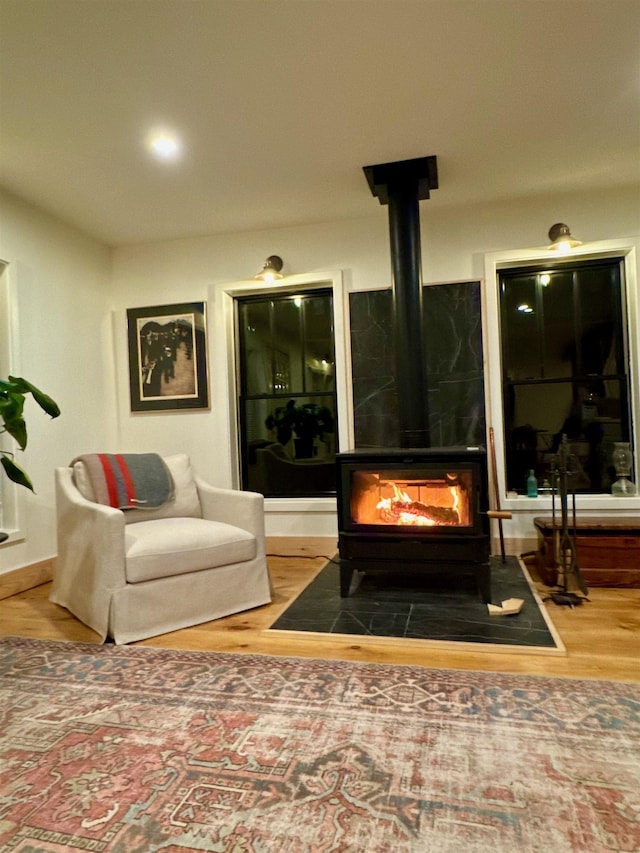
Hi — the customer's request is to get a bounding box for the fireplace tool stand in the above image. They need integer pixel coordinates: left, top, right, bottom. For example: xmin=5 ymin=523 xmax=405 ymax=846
xmin=544 ymin=435 xmax=590 ymax=607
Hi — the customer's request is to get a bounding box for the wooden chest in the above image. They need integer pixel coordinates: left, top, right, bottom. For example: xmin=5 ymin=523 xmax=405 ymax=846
xmin=533 ymin=516 xmax=640 ymax=588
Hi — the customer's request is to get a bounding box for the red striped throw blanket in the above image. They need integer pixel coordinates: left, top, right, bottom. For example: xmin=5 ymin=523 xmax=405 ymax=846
xmin=71 ymin=453 xmax=174 ymax=510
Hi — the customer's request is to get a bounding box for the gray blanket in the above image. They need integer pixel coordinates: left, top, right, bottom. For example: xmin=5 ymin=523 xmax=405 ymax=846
xmin=71 ymin=452 xmax=174 ymax=509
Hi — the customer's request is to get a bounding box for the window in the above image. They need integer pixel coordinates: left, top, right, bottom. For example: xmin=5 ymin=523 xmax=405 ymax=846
xmin=236 ymin=289 xmax=337 ymax=497
xmin=0 ymin=260 xmax=19 ymax=533
xmin=499 ymin=257 xmax=632 ymax=493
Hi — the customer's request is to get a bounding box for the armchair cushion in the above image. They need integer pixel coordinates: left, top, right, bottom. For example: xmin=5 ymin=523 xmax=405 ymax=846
xmin=125 ymin=517 xmax=256 ymax=583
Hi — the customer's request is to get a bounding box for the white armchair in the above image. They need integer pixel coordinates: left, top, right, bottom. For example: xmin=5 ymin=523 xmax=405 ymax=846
xmin=50 ymin=454 xmax=272 ymax=644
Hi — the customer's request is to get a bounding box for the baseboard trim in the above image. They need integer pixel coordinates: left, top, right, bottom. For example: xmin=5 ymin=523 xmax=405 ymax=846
xmin=0 ymin=558 xmax=55 ymax=601
xmin=0 ymin=537 xmax=536 ymax=602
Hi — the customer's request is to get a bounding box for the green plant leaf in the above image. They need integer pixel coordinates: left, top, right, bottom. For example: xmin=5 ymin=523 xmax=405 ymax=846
xmin=2 ymin=414 xmax=27 ymax=449
xmin=6 ymin=376 xmax=30 ymax=390
xmin=0 ymin=392 xmax=24 ymax=421
xmin=0 ymin=455 xmax=34 ymax=491
xmin=1 ymin=376 xmax=59 ymax=491
xmin=8 ymin=376 xmax=60 ymax=418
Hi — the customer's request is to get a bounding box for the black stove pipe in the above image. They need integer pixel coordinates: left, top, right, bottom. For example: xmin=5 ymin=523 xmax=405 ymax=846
xmin=388 ymin=180 xmax=427 ymax=447
xmin=363 ymin=156 xmax=438 ymax=448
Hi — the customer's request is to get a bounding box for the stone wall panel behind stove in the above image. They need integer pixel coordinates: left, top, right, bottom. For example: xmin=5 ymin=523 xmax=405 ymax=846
xmin=349 ymin=280 xmax=485 ymax=448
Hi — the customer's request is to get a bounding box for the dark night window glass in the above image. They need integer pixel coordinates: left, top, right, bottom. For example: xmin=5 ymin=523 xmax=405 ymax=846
xmin=237 ymin=290 xmax=337 ymax=497
xmin=499 ymin=257 xmax=632 ymax=494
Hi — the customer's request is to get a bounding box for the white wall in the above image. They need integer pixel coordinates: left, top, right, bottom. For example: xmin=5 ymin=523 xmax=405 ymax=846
xmin=1 ymin=181 xmax=639 ymax=571
xmin=0 ymin=189 xmax=112 ymax=573
xmin=110 ymin=183 xmax=640 ymax=540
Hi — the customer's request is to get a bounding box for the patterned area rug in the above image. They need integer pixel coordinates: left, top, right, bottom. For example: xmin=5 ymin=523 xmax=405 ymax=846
xmin=1 ymin=637 xmax=638 ymax=853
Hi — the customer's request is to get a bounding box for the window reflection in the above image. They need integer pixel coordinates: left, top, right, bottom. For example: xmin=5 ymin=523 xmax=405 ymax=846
xmin=499 ymin=258 xmax=631 ymax=494
xmin=238 ymin=290 xmax=337 ymax=497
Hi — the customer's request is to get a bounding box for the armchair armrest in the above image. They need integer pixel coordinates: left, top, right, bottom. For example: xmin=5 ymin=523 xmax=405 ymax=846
xmin=52 ymin=468 xmax=128 ymax=640
xmin=195 ymin=478 xmax=265 ymax=543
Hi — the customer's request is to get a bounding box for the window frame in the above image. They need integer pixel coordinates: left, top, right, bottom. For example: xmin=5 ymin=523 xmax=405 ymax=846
xmin=219 ymin=271 xmax=350 ymax=508
xmin=0 ymin=259 xmax=26 ymax=542
xmin=498 ymin=256 xmax=631 ymax=494
xmin=484 ymin=238 xmax=640 ymax=513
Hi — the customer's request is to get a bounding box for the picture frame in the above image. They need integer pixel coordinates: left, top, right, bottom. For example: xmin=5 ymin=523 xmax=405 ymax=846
xmin=127 ymin=301 xmax=209 ymax=412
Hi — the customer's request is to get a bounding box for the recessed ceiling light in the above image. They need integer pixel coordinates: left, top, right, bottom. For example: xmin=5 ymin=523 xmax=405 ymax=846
xmin=146 ymin=130 xmax=182 ymax=162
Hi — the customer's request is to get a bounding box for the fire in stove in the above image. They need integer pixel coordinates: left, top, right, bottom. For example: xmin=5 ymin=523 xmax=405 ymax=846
xmin=350 ymin=470 xmax=471 ymax=528
xmin=377 ymin=482 xmax=460 ymax=526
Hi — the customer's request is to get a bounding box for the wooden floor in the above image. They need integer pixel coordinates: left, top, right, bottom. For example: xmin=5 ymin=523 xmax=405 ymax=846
xmin=1 ymin=537 xmax=638 ymax=682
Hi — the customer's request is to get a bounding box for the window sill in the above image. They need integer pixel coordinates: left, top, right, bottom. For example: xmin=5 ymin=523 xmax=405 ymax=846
xmin=0 ymin=528 xmax=25 ymax=545
xmin=503 ymin=493 xmax=640 ymax=513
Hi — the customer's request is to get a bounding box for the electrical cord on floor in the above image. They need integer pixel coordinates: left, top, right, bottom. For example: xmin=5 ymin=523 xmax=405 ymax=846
xmin=266 ymin=553 xmax=340 ymax=565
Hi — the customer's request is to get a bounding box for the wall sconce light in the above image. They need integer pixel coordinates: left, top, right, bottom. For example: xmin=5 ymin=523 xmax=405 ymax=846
xmin=548 ymin=223 xmax=581 ymax=253
xmin=254 ymin=255 xmax=284 ymax=282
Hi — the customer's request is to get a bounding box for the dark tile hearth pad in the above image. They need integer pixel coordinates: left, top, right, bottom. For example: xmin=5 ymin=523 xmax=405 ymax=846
xmin=270 ymin=556 xmax=561 ymax=650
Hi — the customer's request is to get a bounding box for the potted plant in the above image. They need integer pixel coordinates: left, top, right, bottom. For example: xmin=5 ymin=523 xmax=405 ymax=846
xmin=265 ymin=399 xmax=334 ymax=459
xmin=0 ymin=375 xmax=61 ymax=491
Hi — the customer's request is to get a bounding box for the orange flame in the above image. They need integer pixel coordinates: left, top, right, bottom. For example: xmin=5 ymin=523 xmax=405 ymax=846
xmin=374 ymin=482 xmax=462 ymax=526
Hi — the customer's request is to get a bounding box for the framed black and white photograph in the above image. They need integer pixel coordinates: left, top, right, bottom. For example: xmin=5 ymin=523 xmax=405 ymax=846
xmin=127 ymin=301 xmax=209 ymax=412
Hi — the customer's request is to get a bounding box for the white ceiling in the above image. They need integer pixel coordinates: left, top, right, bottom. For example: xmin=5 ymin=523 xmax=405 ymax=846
xmin=1 ymin=0 xmax=639 ymax=247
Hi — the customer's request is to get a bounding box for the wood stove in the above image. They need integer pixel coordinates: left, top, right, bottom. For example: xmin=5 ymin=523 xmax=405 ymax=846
xmin=340 ymin=157 xmax=492 ymax=602
xmin=336 ymin=447 xmax=491 ymax=601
